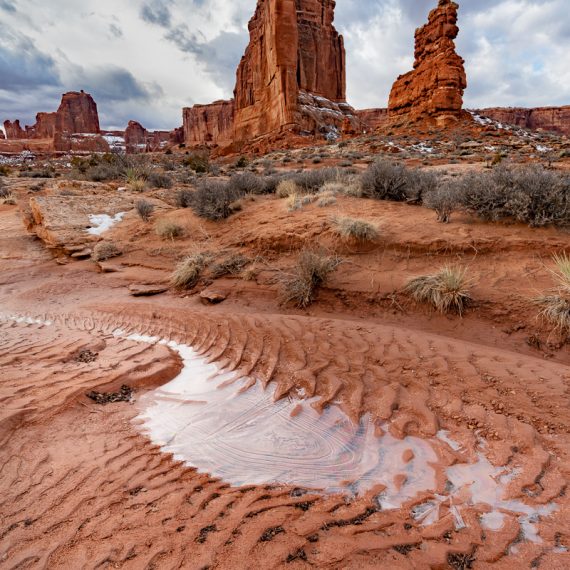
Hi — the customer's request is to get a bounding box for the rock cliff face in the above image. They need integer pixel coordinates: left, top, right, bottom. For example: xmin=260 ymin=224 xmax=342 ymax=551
xmin=388 ymin=0 xmax=467 ymax=126
xmin=35 ymin=113 xmax=57 ymax=139
xmin=183 ymin=100 xmax=235 ymax=145
xmin=356 ymin=108 xmax=389 ymax=132
xmin=55 ymin=91 xmax=100 ymax=135
xmin=184 ymin=0 xmax=360 ymax=147
xmin=473 ymin=107 xmax=570 ymax=136
xmin=125 ymin=121 xmax=147 ymax=150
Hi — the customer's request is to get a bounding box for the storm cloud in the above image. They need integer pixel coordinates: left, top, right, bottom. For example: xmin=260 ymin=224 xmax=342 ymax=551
xmin=0 ymin=0 xmax=569 ymax=130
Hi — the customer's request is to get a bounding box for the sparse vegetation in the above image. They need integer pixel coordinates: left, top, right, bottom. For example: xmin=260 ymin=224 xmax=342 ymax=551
xmin=155 ymin=219 xmax=184 ymax=240
xmin=331 ymin=216 xmax=379 ymax=241
xmin=171 ymin=252 xmax=210 ymax=289
xmin=191 ymin=180 xmax=243 ymax=221
xmin=135 ymin=200 xmax=154 ymax=222
xmin=92 ymin=242 xmax=122 ymax=262
xmin=280 ymin=249 xmax=340 ymax=308
xmin=405 ymin=266 xmax=472 ymax=315
xmin=175 ymin=188 xmax=194 ymax=208
xmin=184 ymin=152 xmax=209 ymax=173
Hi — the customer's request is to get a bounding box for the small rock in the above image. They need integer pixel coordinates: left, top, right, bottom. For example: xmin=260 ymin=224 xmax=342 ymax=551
xmin=200 ymin=290 xmax=227 ymax=304
xmin=128 ymin=284 xmax=168 ymax=297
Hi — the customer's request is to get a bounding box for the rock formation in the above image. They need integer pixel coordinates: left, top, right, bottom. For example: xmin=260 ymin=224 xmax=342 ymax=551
xmin=125 ymin=121 xmax=147 ymax=151
xmin=183 ymin=100 xmax=235 ymax=145
xmin=34 ymin=113 xmax=57 ymax=139
xmin=388 ymin=0 xmax=467 ymax=126
xmin=473 ymin=107 xmax=570 ymax=136
xmin=55 ymin=91 xmax=100 ymax=135
xmin=3 ymin=120 xmax=26 ymax=139
xmin=183 ymin=0 xmax=361 ymax=148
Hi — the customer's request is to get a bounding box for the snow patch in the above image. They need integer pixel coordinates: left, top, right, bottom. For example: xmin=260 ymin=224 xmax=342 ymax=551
xmin=86 ymin=212 xmax=126 ymax=236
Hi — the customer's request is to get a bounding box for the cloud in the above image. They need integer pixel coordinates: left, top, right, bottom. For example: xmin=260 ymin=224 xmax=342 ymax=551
xmin=1 ymin=0 xmax=569 ymax=129
xmin=140 ymin=0 xmax=173 ymax=28
xmin=0 ymin=23 xmax=61 ymax=91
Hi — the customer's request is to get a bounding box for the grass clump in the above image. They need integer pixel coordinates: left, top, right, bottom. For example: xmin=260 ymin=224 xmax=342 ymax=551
xmin=535 ymin=253 xmax=570 ymax=334
xmin=155 ymin=219 xmax=184 ymax=240
xmin=280 ymin=249 xmax=340 ymax=308
xmin=331 ymin=216 xmax=379 ymax=241
xmin=92 ymin=242 xmax=122 ymax=262
xmin=405 ymin=266 xmax=472 ymax=315
xmin=276 ymin=179 xmax=299 ymax=198
xmin=135 ymin=199 xmax=154 ymax=222
xmin=171 ymin=252 xmax=210 ymax=289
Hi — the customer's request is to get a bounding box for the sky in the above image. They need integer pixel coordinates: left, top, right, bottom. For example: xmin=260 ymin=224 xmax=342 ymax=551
xmin=1 ymin=0 xmax=569 ymax=130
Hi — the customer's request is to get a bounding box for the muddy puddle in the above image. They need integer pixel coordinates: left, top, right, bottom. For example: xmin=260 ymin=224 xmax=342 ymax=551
xmin=131 ymin=332 xmax=561 ymax=546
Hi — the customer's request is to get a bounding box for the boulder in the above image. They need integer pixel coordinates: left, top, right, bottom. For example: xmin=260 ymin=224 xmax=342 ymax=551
xmin=388 ymin=0 xmax=467 ymax=126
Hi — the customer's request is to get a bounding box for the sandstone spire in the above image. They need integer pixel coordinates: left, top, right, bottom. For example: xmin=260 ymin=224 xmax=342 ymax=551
xmin=183 ymin=0 xmax=360 ymax=147
xmin=388 ymin=0 xmax=467 ymax=126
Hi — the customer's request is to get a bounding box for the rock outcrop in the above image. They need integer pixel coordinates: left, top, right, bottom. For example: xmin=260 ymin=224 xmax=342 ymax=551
xmin=55 ymin=91 xmax=100 ymax=135
xmin=3 ymin=120 xmax=26 ymax=139
xmin=356 ymin=108 xmax=389 ymax=132
xmin=125 ymin=121 xmax=147 ymax=151
xmin=388 ymin=0 xmax=467 ymax=126
xmin=183 ymin=100 xmax=235 ymax=145
xmin=183 ymin=0 xmax=361 ymax=148
xmin=473 ymin=107 xmax=570 ymax=136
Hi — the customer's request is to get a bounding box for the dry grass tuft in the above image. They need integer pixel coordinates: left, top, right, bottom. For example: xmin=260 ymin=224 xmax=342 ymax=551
xmin=551 ymin=253 xmax=570 ymax=293
xmin=155 ymin=220 xmax=184 ymax=240
xmin=92 ymin=242 xmax=122 ymax=262
xmin=171 ymin=252 xmax=210 ymax=289
xmin=405 ymin=266 xmax=472 ymax=315
xmin=280 ymin=249 xmax=340 ymax=308
xmin=135 ymin=199 xmax=154 ymax=222
xmin=535 ymin=296 xmax=570 ymax=334
xmin=276 ymin=179 xmax=299 ymax=198
xmin=331 ymin=216 xmax=379 ymax=241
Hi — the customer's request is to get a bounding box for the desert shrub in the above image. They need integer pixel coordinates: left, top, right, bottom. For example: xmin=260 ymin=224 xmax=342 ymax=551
xmin=184 ymin=152 xmax=209 ymax=173
xmin=86 ymin=164 xmax=122 ymax=182
xmin=19 ymin=168 xmax=55 ymax=179
xmin=175 ymin=188 xmax=194 ymax=208
xmin=0 ymin=179 xmax=8 ymax=198
xmin=362 ymin=160 xmax=436 ymax=203
xmin=235 ymin=156 xmax=249 ymax=169
xmin=148 ymin=172 xmax=173 ymax=189
xmin=456 ymin=165 xmax=570 ymax=227
xmin=191 ymin=180 xmax=242 ymax=221
xmin=317 ymin=194 xmax=337 ymax=207
xmin=135 ymin=200 xmax=154 ymax=222
xmin=210 ymin=254 xmax=250 ymax=278
xmin=331 ymin=216 xmax=379 ymax=241
xmin=423 ymin=182 xmax=460 ymax=223
xmin=128 ymin=178 xmax=147 ymax=193
xmin=228 ymin=171 xmax=277 ymax=195
xmin=0 ymin=165 xmax=11 ymax=176
xmin=405 ymin=266 xmax=472 ymax=315
xmin=293 ymin=168 xmax=342 ymax=194
xmin=155 ymin=220 xmax=184 ymax=240
xmin=280 ymin=249 xmax=340 ymax=308
xmin=171 ymin=252 xmax=210 ymax=289
xmin=92 ymin=242 xmax=122 ymax=262
xmin=276 ymin=179 xmax=299 ymax=198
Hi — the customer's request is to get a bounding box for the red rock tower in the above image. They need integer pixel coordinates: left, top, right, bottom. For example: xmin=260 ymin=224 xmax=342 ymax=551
xmin=55 ymin=91 xmax=100 ymax=134
xmin=388 ymin=0 xmax=467 ymax=126
xmin=183 ymin=0 xmax=360 ymax=147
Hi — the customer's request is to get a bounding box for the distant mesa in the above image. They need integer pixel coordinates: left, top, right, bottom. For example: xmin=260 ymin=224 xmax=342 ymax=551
xmin=472 ymin=106 xmax=570 ymax=136
xmin=388 ymin=0 xmax=468 ymax=127
xmin=183 ymin=0 xmax=363 ymax=151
